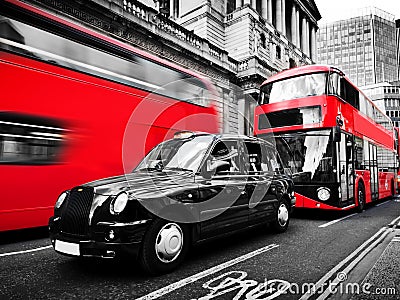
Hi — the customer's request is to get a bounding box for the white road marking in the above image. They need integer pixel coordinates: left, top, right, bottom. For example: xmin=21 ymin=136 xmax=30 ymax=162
xmin=389 ymin=215 xmax=400 ymax=226
xmin=375 ymin=200 xmax=390 ymax=207
xmin=315 ymin=227 xmax=391 ymax=300
xmin=136 ymin=243 xmax=279 ymax=300
xmin=0 ymin=245 xmax=52 ymax=257
xmin=299 ymin=227 xmax=389 ymax=300
xmin=318 ymin=213 xmax=358 ymax=228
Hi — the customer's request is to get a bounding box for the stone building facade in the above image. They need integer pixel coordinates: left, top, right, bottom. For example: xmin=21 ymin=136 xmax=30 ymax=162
xmin=23 ymin=0 xmax=320 ymax=134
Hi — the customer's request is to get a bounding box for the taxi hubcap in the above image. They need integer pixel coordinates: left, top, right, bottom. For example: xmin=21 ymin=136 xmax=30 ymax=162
xmin=277 ymin=203 xmax=289 ymax=227
xmin=155 ymin=223 xmax=183 ymax=263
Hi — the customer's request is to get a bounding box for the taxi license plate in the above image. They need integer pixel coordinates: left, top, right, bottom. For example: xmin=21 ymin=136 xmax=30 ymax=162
xmin=55 ymin=240 xmax=80 ymax=256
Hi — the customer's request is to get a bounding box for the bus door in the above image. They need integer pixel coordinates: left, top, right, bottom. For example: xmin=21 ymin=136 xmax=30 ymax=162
xmin=338 ymin=134 xmax=355 ymax=205
xmin=369 ymin=144 xmax=378 ymax=200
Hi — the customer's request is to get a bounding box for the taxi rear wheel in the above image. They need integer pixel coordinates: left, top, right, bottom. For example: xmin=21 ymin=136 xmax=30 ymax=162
xmin=139 ymin=218 xmax=189 ymax=275
xmin=271 ymin=199 xmax=290 ymax=233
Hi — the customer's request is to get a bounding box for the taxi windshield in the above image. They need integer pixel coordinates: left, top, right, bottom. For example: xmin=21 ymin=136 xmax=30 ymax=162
xmin=135 ymin=135 xmax=213 ymax=173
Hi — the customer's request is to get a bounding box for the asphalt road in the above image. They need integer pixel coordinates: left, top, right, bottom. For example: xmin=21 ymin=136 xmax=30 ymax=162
xmin=1 ymin=197 xmax=400 ymax=300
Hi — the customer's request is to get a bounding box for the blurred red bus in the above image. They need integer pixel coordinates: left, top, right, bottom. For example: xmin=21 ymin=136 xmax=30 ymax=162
xmin=0 ymin=0 xmax=219 ymax=231
xmin=394 ymin=127 xmax=400 ymax=191
xmin=255 ymin=65 xmax=397 ymax=211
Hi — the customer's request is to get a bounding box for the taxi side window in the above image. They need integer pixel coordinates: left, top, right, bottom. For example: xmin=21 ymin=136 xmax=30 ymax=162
xmin=244 ymin=142 xmax=280 ymax=176
xmin=209 ymin=141 xmax=241 ymax=175
xmin=244 ymin=142 xmax=262 ymax=174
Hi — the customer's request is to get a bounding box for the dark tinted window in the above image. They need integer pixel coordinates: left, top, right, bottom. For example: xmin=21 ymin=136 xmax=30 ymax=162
xmin=209 ymin=140 xmax=242 ymax=175
xmin=0 ymin=112 xmax=64 ymax=165
xmin=340 ymin=77 xmax=359 ymax=109
xmin=259 ymin=106 xmax=321 ymax=129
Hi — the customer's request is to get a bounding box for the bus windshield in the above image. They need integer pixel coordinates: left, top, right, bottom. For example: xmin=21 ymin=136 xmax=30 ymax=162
xmin=259 ymin=73 xmax=327 ymax=104
xmin=276 ymin=130 xmax=336 ymax=183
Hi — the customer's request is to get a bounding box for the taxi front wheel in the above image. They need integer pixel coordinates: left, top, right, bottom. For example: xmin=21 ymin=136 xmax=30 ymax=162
xmin=139 ymin=219 xmax=189 ymax=275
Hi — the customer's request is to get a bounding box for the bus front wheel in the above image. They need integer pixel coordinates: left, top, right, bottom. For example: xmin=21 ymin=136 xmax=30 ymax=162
xmin=356 ymin=182 xmax=365 ymax=212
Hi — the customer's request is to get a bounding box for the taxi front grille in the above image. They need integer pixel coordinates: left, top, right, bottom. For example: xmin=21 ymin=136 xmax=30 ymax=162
xmin=60 ymin=187 xmax=94 ymax=236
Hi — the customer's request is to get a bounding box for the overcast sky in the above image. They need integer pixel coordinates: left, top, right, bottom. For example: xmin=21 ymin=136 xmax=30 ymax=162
xmin=314 ymin=0 xmax=400 ymax=23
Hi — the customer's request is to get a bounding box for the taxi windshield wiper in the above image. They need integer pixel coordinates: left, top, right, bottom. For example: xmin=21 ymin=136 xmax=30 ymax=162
xmin=136 ymin=166 xmax=163 ymax=172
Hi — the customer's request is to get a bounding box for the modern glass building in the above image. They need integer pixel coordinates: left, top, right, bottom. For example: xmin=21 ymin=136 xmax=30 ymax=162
xmin=396 ymin=19 xmax=400 ymax=81
xmin=317 ymin=7 xmax=398 ymax=87
xmin=362 ymin=82 xmax=400 ymax=128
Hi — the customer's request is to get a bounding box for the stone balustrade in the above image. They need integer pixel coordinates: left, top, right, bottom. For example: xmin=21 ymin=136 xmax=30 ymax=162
xmin=117 ymin=0 xmax=237 ymax=72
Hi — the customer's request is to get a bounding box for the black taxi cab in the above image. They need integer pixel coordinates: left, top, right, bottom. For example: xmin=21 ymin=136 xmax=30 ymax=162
xmin=49 ymin=132 xmax=295 ymax=274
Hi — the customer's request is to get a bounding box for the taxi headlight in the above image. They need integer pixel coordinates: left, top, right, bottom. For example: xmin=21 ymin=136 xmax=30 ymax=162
xmin=110 ymin=192 xmax=128 ymax=215
xmin=55 ymin=191 xmax=68 ymax=209
xmin=317 ymin=187 xmax=331 ymax=201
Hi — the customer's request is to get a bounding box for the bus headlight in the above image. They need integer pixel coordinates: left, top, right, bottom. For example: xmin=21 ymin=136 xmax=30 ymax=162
xmin=317 ymin=187 xmax=331 ymax=201
xmin=55 ymin=191 xmax=68 ymax=209
xmin=110 ymin=192 xmax=128 ymax=215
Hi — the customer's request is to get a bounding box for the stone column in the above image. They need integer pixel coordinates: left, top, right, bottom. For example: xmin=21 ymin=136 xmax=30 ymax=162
xmin=267 ymin=0 xmax=273 ymax=23
xmin=236 ymin=0 xmax=242 ymax=9
xmin=262 ymin=0 xmax=268 ymax=19
xmin=311 ymin=25 xmax=317 ymax=60
xmin=305 ymin=18 xmax=310 ymax=56
xmin=154 ymin=0 xmax=160 ymax=12
xmin=296 ymin=7 xmax=300 ymax=47
xmin=244 ymin=0 xmax=251 ymax=6
xmin=281 ymin=0 xmax=286 ymax=35
xmin=170 ymin=0 xmax=174 ymax=18
xmin=302 ymin=16 xmax=307 ymax=55
xmin=291 ymin=3 xmax=296 ymax=45
xmin=276 ymin=0 xmax=282 ymax=32
xmin=251 ymin=0 xmax=257 ymax=10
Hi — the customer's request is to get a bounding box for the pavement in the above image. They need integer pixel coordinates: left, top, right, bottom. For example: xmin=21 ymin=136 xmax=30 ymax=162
xmin=349 ymin=225 xmax=400 ymax=300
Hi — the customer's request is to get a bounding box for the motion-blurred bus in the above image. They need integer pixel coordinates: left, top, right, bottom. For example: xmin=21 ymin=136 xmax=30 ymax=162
xmin=0 ymin=0 xmax=219 ymax=231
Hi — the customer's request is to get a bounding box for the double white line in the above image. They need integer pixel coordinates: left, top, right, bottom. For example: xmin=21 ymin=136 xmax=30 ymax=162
xmin=388 ymin=216 xmax=400 ymax=228
xmin=300 ymin=215 xmax=400 ymax=300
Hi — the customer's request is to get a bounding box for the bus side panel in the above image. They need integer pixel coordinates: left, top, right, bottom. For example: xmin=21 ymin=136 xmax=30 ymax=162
xmin=0 ymin=54 xmax=217 ymax=231
xmin=299 ymin=193 xmax=346 ymax=210
xmin=378 ymin=172 xmax=395 ymax=199
xmin=353 ymin=111 xmax=393 ymax=150
xmin=356 ymin=171 xmax=372 ymax=204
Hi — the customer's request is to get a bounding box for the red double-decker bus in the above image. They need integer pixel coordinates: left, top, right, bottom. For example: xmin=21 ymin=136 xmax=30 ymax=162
xmin=255 ymin=65 xmax=397 ymax=211
xmin=0 ymin=0 xmax=219 ymax=231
